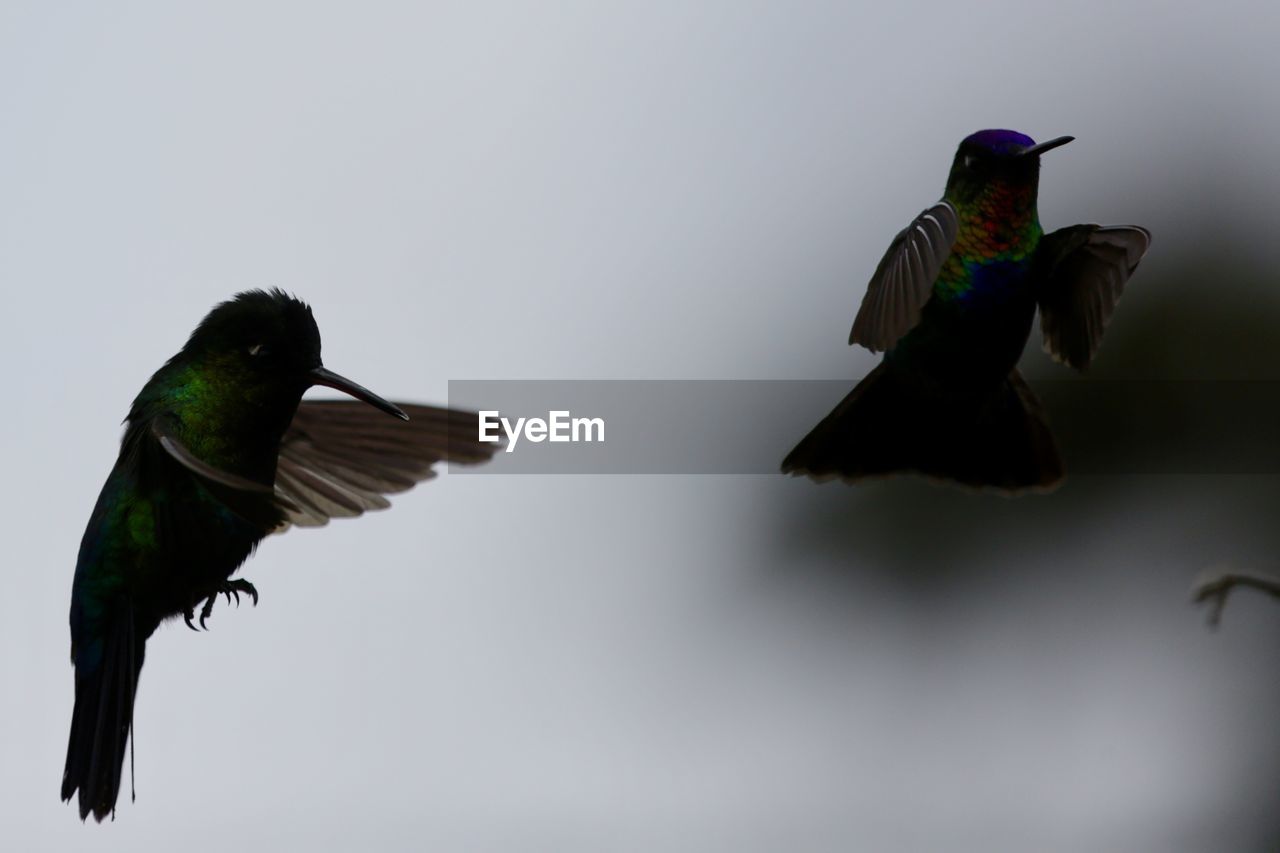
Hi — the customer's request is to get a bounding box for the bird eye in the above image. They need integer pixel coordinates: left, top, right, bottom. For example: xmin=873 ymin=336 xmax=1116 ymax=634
xmin=248 ymin=344 xmax=269 ymax=357
xmin=964 ymin=155 xmax=978 ymax=168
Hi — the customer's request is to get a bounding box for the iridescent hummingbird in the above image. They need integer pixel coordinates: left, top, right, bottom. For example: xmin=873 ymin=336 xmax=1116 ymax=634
xmin=783 ymin=130 xmax=1151 ymax=491
xmin=62 ymin=289 xmax=497 ymax=821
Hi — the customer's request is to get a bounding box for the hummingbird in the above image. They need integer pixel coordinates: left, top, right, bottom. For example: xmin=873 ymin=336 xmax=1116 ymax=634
xmin=783 ymin=130 xmax=1151 ymax=491
xmin=62 ymin=289 xmax=497 ymax=821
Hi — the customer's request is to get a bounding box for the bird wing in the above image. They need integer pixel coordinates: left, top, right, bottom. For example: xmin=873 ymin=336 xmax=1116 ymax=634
xmin=849 ymin=201 xmax=958 ymax=352
xmin=272 ymin=400 xmax=497 ymax=530
xmin=152 ymin=402 xmax=497 ymax=532
xmin=151 ymin=417 xmax=298 ymax=529
xmin=1036 ymin=224 xmax=1151 ymax=370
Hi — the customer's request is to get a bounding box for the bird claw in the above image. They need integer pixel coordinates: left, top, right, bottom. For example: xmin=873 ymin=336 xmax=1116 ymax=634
xmin=227 ymin=578 xmax=259 ymax=607
xmin=199 ymin=594 xmax=216 ymax=630
xmin=184 ymin=579 xmax=260 ymax=631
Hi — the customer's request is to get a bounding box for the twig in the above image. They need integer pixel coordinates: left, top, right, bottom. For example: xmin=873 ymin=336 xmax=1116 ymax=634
xmin=1191 ymin=568 xmax=1280 ymax=628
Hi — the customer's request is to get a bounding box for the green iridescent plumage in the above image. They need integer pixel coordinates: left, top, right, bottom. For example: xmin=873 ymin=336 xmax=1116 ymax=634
xmin=935 ymin=182 xmax=1042 ymax=300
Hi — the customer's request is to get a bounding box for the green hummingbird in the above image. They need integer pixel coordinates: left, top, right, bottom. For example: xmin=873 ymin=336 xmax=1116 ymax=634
xmin=62 ymin=289 xmax=497 ymax=821
xmin=783 ymin=129 xmax=1151 ymax=491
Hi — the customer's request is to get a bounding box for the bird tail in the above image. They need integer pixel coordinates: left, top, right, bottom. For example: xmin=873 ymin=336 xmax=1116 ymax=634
xmin=61 ymin=610 xmax=146 ymax=822
xmin=782 ymin=363 xmax=1064 ymax=492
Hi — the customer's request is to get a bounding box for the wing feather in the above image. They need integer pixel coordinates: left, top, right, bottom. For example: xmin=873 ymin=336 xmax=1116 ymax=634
xmin=849 ymin=201 xmax=958 ymax=351
xmin=143 ymin=400 xmax=496 ymax=532
xmin=1037 ymin=224 xmax=1151 ymax=370
xmin=271 ymin=400 xmax=498 ymax=531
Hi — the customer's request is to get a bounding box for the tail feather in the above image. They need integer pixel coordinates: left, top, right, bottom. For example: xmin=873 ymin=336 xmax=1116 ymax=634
xmin=782 ymin=364 xmax=1064 ymax=492
xmin=62 ymin=611 xmax=145 ymax=822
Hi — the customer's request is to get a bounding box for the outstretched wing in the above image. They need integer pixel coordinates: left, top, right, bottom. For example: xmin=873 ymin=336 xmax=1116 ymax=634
xmin=1036 ymin=224 xmax=1151 ymax=370
xmin=849 ymin=201 xmax=958 ymax=352
xmin=273 ymin=400 xmax=497 ymax=529
xmin=152 ymin=401 xmax=497 ymax=531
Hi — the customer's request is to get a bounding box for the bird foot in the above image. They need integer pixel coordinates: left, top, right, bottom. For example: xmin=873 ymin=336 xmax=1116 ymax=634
xmin=1191 ymin=568 xmax=1280 ymax=628
xmin=184 ymin=579 xmax=259 ymax=631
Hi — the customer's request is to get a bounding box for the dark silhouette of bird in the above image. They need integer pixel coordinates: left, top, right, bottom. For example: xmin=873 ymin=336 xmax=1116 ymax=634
xmin=62 ymin=289 xmax=497 ymax=821
xmin=783 ymin=130 xmax=1151 ymax=491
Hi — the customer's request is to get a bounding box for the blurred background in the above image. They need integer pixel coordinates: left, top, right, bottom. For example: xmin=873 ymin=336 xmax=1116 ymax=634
xmin=2 ymin=1 xmax=1278 ymax=850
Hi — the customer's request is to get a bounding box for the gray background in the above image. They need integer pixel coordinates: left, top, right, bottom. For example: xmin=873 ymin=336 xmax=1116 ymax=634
xmin=3 ymin=1 xmax=1279 ymax=850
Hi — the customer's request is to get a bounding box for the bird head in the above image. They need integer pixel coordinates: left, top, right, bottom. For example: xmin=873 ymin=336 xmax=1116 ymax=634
xmin=946 ymin=129 xmax=1073 ymax=198
xmin=162 ymin=289 xmax=406 ymax=428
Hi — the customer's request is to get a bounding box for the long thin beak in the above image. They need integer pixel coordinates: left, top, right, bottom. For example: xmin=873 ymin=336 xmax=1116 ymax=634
xmin=1020 ymin=135 xmax=1074 ymax=158
xmin=308 ymin=366 xmax=409 ymax=420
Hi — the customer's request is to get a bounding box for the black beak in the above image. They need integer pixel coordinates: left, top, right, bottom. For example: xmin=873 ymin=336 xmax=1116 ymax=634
xmin=308 ymin=366 xmax=409 ymax=420
xmin=1020 ymin=135 xmax=1074 ymax=158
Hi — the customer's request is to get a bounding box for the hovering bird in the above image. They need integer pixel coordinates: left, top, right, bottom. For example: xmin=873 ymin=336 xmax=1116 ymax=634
xmin=62 ymin=290 xmax=497 ymax=821
xmin=783 ymin=130 xmax=1151 ymax=491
